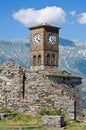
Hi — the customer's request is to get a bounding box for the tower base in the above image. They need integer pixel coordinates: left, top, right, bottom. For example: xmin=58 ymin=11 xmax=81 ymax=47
xmin=30 ymin=65 xmax=58 ymax=71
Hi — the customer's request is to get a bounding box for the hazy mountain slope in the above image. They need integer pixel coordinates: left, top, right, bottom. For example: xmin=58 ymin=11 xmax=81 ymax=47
xmin=0 ymin=39 xmax=30 ymax=68
xmin=59 ymin=43 xmax=86 ymax=77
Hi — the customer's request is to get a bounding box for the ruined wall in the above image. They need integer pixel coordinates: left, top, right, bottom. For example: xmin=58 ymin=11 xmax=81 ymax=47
xmin=0 ymin=62 xmax=82 ymax=119
xmin=48 ymin=74 xmax=82 ymax=117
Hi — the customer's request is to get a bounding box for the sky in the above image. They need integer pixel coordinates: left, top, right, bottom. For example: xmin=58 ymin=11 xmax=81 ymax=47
xmin=0 ymin=0 xmax=86 ymax=41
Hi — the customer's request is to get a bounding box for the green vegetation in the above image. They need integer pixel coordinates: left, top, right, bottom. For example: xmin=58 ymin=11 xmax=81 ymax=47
xmin=62 ymin=69 xmax=71 ymax=75
xmin=0 ymin=113 xmax=41 ymax=126
xmin=1 ymin=111 xmax=86 ymax=130
xmin=40 ymin=108 xmax=63 ymax=116
xmin=2 ymin=108 xmax=12 ymax=113
xmin=64 ymin=120 xmax=86 ymax=130
xmin=0 ymin=127 xmax=44 ymax=130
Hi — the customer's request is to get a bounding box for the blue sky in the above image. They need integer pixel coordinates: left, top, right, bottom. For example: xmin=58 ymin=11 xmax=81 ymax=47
xmin=0 ymin=0 xmax=86 ymax=41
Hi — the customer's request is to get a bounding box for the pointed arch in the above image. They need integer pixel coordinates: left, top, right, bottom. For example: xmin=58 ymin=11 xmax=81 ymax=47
xmin=47 ymin=54 xmax=50 ymax=65
xmin=38 ymin=55 xmax=41 ymax=65
xmin=33 ymin=55 xmax=36 ymax=65
xmin=51 ymin=54 xmax=55 ymax=65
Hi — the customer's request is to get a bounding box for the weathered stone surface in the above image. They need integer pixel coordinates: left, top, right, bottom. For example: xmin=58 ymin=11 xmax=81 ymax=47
xmin=41 ymin=116 xmax=64 ymax=128
xmin=0 ymin=62 xmax=82 ymax=119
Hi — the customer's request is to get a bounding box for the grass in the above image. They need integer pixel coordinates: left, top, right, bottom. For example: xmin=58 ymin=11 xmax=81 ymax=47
xmin=0 ymin=113 xmax=41 ymax=126
xmin=0 ymin=128 xmax=44 ymax=130
xmin=1 ymin=112 xmax=86 ymax=130
xmin=65 ymin=121 xmax=86 ymax=130
xmin=64 ymin=113 xmax=86 ymax=130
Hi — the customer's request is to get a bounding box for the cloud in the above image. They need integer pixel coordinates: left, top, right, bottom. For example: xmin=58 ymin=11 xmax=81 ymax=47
xmin=69 ymin=11 xmax=76 ymax=16
xmin=77 ymin=12 xmax=86 ymax=24
xmin=12 ymin=6 xmax=66 ymax=27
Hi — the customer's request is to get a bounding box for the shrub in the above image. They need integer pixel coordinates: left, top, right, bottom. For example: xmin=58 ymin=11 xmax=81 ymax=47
xmin=2 ymin=108 xmax=12 ymax=114
xmin=55 ymin=108 xmax=63 ymax=116
xmin=62 ymin=70 xmax=71 ymax=75
xmin=40 ymin=108 xmax=63 ymax=116
xmin=40 ymin=109 xmax=50 ymax=116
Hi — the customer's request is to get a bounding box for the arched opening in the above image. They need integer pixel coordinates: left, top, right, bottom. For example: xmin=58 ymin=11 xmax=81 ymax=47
xmin=38 ymin=55 xmax=41 ymax=65
xmin=33 ymin=55 xmax=36 ymax=66
xmin=47 ymin=54 xmax=50 ymax=65
xmin=51 ymin=55 xmax=55 ymax=65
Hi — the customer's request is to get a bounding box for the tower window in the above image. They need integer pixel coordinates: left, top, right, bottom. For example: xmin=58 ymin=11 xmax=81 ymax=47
xmin=51 ymin=55 xmax=55 ymax=65
xmin=33 ymin=55 xmax=36 ymax=65
xmin=47 ymin=54 xmax=50 ymax=65
xmin=38 ymin=55 xmax=41 ymax=65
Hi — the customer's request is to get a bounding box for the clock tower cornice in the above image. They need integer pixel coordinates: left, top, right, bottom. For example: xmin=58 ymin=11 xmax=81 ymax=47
xmin=29 ymin=23 xmax=61 ymax=31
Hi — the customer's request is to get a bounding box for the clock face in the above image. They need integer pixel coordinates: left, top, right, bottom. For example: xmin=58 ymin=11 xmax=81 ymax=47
xmin=33 ymin=33 xmax=41 ymax=44
xmin=48 ymin=33 xmax=56 ymax=44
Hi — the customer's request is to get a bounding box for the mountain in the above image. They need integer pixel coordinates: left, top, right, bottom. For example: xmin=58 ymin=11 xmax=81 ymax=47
xmin=0 ymin=39 xmax=30 ymax=68
xmin=0 ymin=38 xmax=86 ymax=107
xmin=59 ymin=39 xmax=86 ymax=77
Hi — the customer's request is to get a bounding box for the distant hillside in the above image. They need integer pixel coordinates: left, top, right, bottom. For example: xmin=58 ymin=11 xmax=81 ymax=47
xmin=0 ymin=37 xmax=86 ymax=107
xmin=0 ymin=39 xmax=30 ymax=68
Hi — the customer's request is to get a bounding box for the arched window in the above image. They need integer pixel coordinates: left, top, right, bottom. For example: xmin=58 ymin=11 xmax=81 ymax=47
xmin=51 ymin=55 xmax=55 ymax=65
xmin=38 ymin=55 xmax=41 ymax=65
xmin=33 ymin=55 xmax=36 ymax=65
xmin=47 ymin=54 xmax=50 ymax=65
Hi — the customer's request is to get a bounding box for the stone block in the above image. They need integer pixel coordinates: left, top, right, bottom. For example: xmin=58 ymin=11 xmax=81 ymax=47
xmin=41 ymin=116 xmax=64 ymax=128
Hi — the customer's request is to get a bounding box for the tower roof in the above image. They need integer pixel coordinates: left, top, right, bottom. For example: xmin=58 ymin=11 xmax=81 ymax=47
xmin=29 ymin=23 xmax=60 ymax=30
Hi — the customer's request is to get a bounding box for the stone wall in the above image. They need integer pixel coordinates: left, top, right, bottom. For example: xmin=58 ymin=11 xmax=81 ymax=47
xmin=0 ymin=62 xmax=82 ymax=119
xmin=41 ymin=116 xmax=64 ymax=128
xmin=47 ymin=74 xmax=82 ymax=117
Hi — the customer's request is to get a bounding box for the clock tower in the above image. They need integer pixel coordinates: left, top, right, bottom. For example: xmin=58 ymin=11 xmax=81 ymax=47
xmin=29 ymin=23 xmax=60 ymax=71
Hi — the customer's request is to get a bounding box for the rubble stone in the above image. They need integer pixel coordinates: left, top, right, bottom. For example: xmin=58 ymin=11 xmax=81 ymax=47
xmin=0 ymin=62 xmax=82 ymax=119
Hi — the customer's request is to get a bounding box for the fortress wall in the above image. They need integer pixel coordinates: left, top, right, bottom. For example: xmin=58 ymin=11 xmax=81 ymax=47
xmin=0 ymin=62 xmax=82 ymax=119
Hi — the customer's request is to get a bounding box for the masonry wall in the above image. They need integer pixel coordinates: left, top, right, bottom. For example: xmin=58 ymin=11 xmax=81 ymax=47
xmin=0 ymin=62 xmax=82 ymax=119
xmin=48 ymin=74 xmax=82 ymax=117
